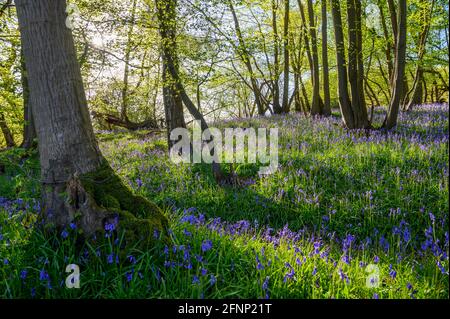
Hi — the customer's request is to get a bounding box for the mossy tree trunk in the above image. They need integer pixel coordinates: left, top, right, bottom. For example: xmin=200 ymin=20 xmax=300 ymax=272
xmin=16 ymin=0 xmax=167 ymax=240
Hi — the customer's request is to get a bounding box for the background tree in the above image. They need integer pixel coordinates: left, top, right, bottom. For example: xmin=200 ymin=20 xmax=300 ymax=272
xmin=384 ymin=0 xmax=407 ymax=128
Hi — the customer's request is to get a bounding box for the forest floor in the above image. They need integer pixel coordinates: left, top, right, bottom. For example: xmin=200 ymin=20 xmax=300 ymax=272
xmin=0 ymin=103 xmax=448 ymax=298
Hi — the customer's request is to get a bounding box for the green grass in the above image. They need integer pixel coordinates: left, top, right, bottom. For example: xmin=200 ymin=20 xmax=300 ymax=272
xmin=0 ymin=104 xmax=448 ymax=299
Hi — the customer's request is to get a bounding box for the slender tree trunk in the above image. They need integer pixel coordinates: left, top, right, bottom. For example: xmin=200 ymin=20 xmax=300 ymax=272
xmin=307 ymin=0 xmax=321 ymax=115
xmin=156 ymin=0 xmax=224 ymax=181
xmin=378 ymin=0 xmax=394 ymax=80
xmin=229 ymin=1 xmax=265 ymax=115
xmin=156 ymin=0 xmax=186 ymax=149
xmin=384 ymin=0 xmax=407 ymax=128
xmin=298 ymin=0 xmax=313 ymax=76
xmin=331 ymin=0 xmax=355 ymax=128
xmin=16 ymin=0 xmax=167 ymax=237
xmin=0 ymin=111 xmax=15 ymax=148
xmin=355 ymin=0 xmax=368 ymax=125
xmin=321 ymin=0 xmax=331 ymax=115
xmin=282 ymin=0 xmax=290 ymax=113
xmin=120 ymin=0 xmax=137 ymax=122
xmin=272 ymin=0 xmax=282 ymax=114
xmin=405 ymin=0 xmax=434 ymax=111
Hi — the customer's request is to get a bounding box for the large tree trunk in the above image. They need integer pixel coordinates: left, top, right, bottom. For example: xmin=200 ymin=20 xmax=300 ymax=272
xmin=20 ymin=49 xmax=36 ymax=149
xmin=282 ymin=0 xmax=290 ymax=113
xmin=321 ymin=0 xmax=331 ymax=116
xmin=384 ymin=0 xmax=407 ymax=129
xmin=331 ymin=0 xmax=355 ymax=128
xmin=16 ymin=0 xmax=167 ymax=239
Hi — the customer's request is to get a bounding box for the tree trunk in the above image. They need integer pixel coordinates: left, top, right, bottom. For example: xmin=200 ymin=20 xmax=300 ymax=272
xmin=331 ymin=0 xmax=355 ymax=128
xmin=282 ymin=0 xmax=290 ymax=113
xmin=228 ymin=1 xmax=265 ymax=116
xmin=384 ymin=0 xmax=407 ymax=129
xmin=156 ymin=0 xmax=186 ymax=149
xmin=321 ymin=0 xmax=331 ymax=116
xmin=346 ymin=0 xmax=369 ymax=128
xmin=377 ymin=0 xmax=394 ymax=80
xmin=405 ymin=0 xmax=434 ymax=111
xmin=355 ymin=0 xmax=368 ymax=125
xmin=155 ymin=0 xmax=224 ymax=181
xmin=120 ymin=0 xmax=137 ymax=122
xmin=307 ymin=0 xmax=322 ymax=115
xmin=272 ymin=0 xmax=282 ymax=114
xmin=16 ymin=0 xmax=167 ymax=239
xmin=0 ymin=112 xmax=15 ymax=148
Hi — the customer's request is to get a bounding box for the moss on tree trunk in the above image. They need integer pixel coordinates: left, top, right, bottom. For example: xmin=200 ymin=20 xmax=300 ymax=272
xmin=43 ymin=161 xmax=169 ymax=248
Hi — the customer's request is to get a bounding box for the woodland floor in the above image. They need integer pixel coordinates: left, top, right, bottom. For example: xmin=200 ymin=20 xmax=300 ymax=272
xmin=0 ymin=104 xmax=448 ymax=298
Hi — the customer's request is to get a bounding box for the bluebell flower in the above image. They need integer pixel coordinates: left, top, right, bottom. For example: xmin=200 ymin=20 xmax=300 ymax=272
xmin=373 ymin=293 xmax=379 ymax=299
xmin=312 ymin=267 xmax=318 ymax=276
xmin=39 ymin=270 xmax=50 ymax=281
xmin=20 ymin=269 xmax=28 ymax=280
xmin=201 ymin=240 xmax=213 ymax=252
xmin=389 ymin=265 xmax=397 ymax=279
xmin=61 ymin=229 xmax=69 ymax=239
xmin=374 ymin=256 xmax=380 ymax=264
xmin=210 ymin=274 xmax=217 ymax=286
xmin=128 ymin=255 xmax=136 ymax=264
xmin=192 ymin=275 xmax=200 ymax=284
xmin=262 ymin=276 xmax=270 ymax=291
xmin=107 ymin=254 xmax=114 ymax=264
xmin=126 ymin=271 xmax=133 ymax=282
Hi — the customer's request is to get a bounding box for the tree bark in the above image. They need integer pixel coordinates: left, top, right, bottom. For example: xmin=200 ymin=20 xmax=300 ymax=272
xmin=156 ymin=0 xmax=186 ymax=149
xmin=16 ymin=0 xmax=167 ymax=238
xmin=405 ymin=0 xmax=435 ymax=111
xmin=384 ymin=0 xmax=407 ymax=129
xmin=331 ymin=0 xmax=355 ymax=128
xmin=321 ymin=0 xmax=331 ymax=115
xmin=120 ymin=0 xmax=137 ymax=122
xmin=282 ymin=0 xmax=290 ymax=113
xmin=346 ymin=0 xmax=368 ymax=128
xmin=272 ymin=0 xmax=282 ymax=114
xmin=377 ymin=0 xmax=394 ymax=80
xmin=228 ymin=1 xmax=266 ymax=116
xmin=155 ymin=0 xmax=224 ymax=181
xmin=0 ymin=111 xmax=15 ymax=148
xmin=307 ymin=0 xmax=322 ymax=115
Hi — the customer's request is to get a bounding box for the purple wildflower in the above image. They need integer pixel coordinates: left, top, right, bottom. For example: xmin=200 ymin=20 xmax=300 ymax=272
xmin=201 ymin=240 xmax=213 ymax=252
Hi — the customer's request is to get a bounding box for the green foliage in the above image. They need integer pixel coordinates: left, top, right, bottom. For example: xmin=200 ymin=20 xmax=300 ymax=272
xmin=0 ymin=107 xmax=448 ymax=298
